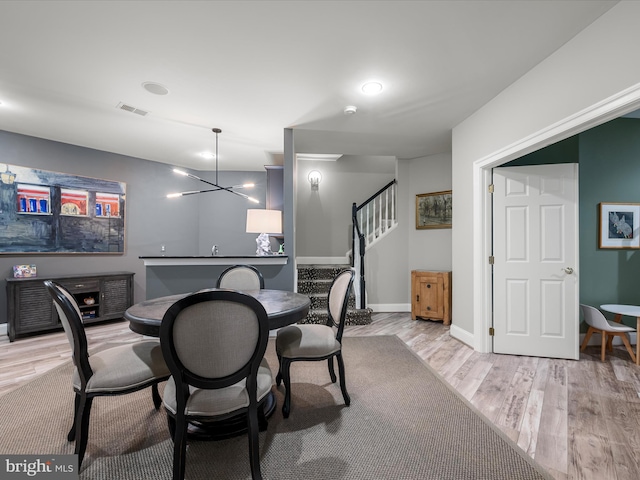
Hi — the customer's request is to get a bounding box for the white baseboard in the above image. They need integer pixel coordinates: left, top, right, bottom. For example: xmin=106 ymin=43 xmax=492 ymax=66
xmin=450 ymin=324 xmax=474 ymax=348
xmin=0 ymin=324 xmax=6 ymax=336
xmin=296 ymin=256 xmax=350 ymax=265
xmin=367 ymin=303 xmax=411 ymax=313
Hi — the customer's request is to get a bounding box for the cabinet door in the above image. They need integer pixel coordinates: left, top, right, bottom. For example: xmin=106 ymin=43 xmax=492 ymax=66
xmin=417 ymin=276 xmax=443 ymax=319
xmin=101 ymin=276 xmax=132 ymax=317
xmin=13 ymin=282 xmax=57 ymax=334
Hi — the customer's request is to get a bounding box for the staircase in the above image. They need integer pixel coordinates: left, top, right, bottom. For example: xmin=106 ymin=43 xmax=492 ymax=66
xmin=297 ymin=264 xmax=372 ymax=325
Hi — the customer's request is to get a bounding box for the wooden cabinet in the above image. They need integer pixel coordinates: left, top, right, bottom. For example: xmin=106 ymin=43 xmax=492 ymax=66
xmin=6 ymin=271 xmax=134 ymax=341
xmin=411 ymin=270 xmax=451 ymax=325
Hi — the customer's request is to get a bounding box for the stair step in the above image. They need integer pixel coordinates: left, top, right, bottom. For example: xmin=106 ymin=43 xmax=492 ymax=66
xmin=299 ymin=308 xmax=373 ymax=326
xmin=296 ymin=263 xmax=371 ymax=326
xmin=308 ymin=294 xmax=356 ymax=310
xmin=297 ymin=264 xmax=350 ymax=280
xmin=298 ymin=278 xmax=333 ymax=295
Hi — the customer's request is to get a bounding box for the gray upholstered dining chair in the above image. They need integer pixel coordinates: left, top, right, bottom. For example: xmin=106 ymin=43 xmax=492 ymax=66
xmin=580 ymin=304 xmax=637 ymax=362
xmin=216 ymin=264 xmax=264 ymax=290
xmin=275 ymin=268 xmax=355 ymax=418
xmin=44 ymin=280 xmax=170 ymax=468
xmin=160 ymin=290 xmax=272 ymax=480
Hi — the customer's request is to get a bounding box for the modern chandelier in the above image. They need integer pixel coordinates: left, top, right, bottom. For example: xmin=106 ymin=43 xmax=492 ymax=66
xmin=166 ymin=128 xmax=259 ymax=203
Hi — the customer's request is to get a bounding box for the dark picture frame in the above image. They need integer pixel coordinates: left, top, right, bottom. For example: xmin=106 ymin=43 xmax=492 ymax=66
xmin=416 ymin=190 xmax=452 ymax=229
xmin=598 ymin=202 xmax=640 ymax=249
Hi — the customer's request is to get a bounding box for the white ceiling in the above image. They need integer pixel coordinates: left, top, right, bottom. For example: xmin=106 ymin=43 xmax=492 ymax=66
xmin=0 ymin=1 xmax=617 ymax=172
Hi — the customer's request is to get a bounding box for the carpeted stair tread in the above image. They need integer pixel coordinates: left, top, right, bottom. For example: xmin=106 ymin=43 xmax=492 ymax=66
xmin=297 ymin=263 xmax=371 ymax=326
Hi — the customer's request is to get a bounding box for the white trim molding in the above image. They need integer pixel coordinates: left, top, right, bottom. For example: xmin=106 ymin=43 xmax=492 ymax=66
xmin=450 ymin=324 xmax=474 ymax=348
xmin=367 ymin=303 xmax=410 ymax=313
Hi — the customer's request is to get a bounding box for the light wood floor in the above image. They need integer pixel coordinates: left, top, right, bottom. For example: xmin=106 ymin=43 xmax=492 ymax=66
xmin=1 ymin=312 xmax=639 ymax=480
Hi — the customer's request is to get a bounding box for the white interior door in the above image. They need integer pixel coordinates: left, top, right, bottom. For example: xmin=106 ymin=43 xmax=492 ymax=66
xmin=493 ymin=163 xmax=579 ymax=359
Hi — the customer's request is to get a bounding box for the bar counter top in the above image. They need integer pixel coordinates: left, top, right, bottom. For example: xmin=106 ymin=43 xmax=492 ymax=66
xmin=139 ymin=255 xmax=288 ymax=266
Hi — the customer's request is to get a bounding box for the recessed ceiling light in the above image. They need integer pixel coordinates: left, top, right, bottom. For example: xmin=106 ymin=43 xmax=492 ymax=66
xmin=361 ymin=81 xmax=383 ymax=95
xmin=200 ymin=151 xmax=215 ymax=160
xmin=142 ymin=82 xmax=169 ymax=95
xmin=344 ymin=105 xmax=357 ymax=115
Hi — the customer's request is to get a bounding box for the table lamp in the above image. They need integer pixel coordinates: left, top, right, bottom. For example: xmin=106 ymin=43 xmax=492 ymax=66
xmin=246 ymin=209 xmax=282 ymax=256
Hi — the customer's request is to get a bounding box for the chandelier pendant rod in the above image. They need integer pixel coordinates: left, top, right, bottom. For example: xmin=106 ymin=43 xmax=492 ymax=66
xmin=213 ymin=127 xmax=221 ymax=186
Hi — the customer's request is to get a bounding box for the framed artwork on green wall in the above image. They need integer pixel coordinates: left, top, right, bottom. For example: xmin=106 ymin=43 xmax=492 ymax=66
xmin=598 ymin=202 xmax=640 ymax=249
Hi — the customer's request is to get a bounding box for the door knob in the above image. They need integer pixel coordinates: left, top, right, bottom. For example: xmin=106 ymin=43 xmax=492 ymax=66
xmin=563 ymin=267 xmax=574 ymax=274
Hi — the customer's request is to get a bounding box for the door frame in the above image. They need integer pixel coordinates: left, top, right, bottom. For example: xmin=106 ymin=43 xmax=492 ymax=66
xmin=472 ymin=83 xmax=640 ymax=353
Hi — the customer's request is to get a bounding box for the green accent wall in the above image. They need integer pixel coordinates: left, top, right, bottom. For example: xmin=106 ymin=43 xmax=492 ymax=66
xmin=579 ymin=118 xmax=640 ymax=327
xmin=506 ymin=135 xmax=579 ymax=166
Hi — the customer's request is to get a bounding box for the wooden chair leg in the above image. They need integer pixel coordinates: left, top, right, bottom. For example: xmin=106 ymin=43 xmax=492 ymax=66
xmin=173 ymin=414 xmax=188 ymax=480
xmin=68 ymin=392 xmax=81 ymax=441
xmin=247 ymin=403 xmax=263 ymax=480
xmin=580 ymin=326 xmax=595 ymax=352
xmin=75 ymin=395 xmax=93 ymax=467
xmin=336 ymin=352 xmax=350 ymax=406
xmin=618 ymin=333 xmax=637 ymax=363
xmin=152 ymin=383 xmax=162 ymax=410
xmin=281 ymin=358 xmax=292 ymax=418
xmin=327 ymin=357 xmax=337 ymax=383
xmin=275 ymin=354 xmax=283 ymax=386
xmin=601 ymin=331 xmax=607 ymax=362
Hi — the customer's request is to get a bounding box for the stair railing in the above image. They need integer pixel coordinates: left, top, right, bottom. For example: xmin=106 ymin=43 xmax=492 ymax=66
xmin=351 ymin=179 xmax=397 ymax=309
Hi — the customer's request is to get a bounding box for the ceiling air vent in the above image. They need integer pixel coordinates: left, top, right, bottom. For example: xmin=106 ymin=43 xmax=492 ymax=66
xmin=116 ymin=102 xmax=149 ymax=117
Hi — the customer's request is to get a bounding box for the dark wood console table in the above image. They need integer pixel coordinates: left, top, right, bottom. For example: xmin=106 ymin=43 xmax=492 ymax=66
xmin=6 ymin=271 xmax=134 ymax=341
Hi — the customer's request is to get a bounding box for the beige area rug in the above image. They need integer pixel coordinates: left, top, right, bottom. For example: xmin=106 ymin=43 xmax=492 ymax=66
xmin=0 ymin=336 xmax=552 ymax=479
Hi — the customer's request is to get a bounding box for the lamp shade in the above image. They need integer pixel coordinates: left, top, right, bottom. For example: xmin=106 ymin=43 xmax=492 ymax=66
xmin=246 ymin=209 xmax=282 ymax=234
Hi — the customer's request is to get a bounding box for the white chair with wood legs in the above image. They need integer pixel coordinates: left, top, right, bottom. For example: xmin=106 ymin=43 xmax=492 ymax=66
xmin=580 ymin=304 xmax=636 ymax=362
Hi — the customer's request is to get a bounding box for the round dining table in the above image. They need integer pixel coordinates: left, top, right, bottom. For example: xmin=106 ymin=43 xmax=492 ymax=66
xmin=124 ymin=288 xmax=310 ymax=439
xmin=125 ymin=288 xmax=311 ymax=337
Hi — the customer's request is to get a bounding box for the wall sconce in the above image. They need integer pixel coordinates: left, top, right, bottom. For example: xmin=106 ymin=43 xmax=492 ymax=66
xmin=1 ymin=164 xmax=15 ymax=184
xmin=308 ymin=170 xmax=322 ymax=190
xmin=246 ymin=209 xmax=282 ymax=256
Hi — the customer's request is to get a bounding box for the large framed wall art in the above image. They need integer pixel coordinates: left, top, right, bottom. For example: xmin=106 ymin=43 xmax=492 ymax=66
xmin=0 ymin=163 xmax=126 ymax=254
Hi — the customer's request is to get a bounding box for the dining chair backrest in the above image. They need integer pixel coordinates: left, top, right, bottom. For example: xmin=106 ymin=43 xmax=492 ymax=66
xmin=160 ymin=289 xmax=270 ymax=480
xmin=160 ymin=289 xmax=269 ymax=389
xmin=580 ymin=304 xmax=614 ymax=331
xmin=216 ymin=265 xmax=264 ymax=291
xmin=327 ymin=269 xmax=355 ymax=341
xmin=44 ymin=280 xmax=93 ymax=385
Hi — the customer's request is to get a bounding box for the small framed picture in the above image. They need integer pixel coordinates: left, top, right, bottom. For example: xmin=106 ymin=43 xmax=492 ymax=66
xmin=598 ymin=202 xmax=640 ymax=249
xmin=13 ymin=264 xmax=37 ymax=278
xmin=416 ymin=190 xmax=452 ymax=229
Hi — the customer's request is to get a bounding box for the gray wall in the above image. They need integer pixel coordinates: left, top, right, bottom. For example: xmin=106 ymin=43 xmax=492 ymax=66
xmin=296 ymin=155 xmax=396 ymax=257
xmin=0 ymin=130 xmax=284 ymax=324
xmin=294 ymin=152 xmax=453 ymax=309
